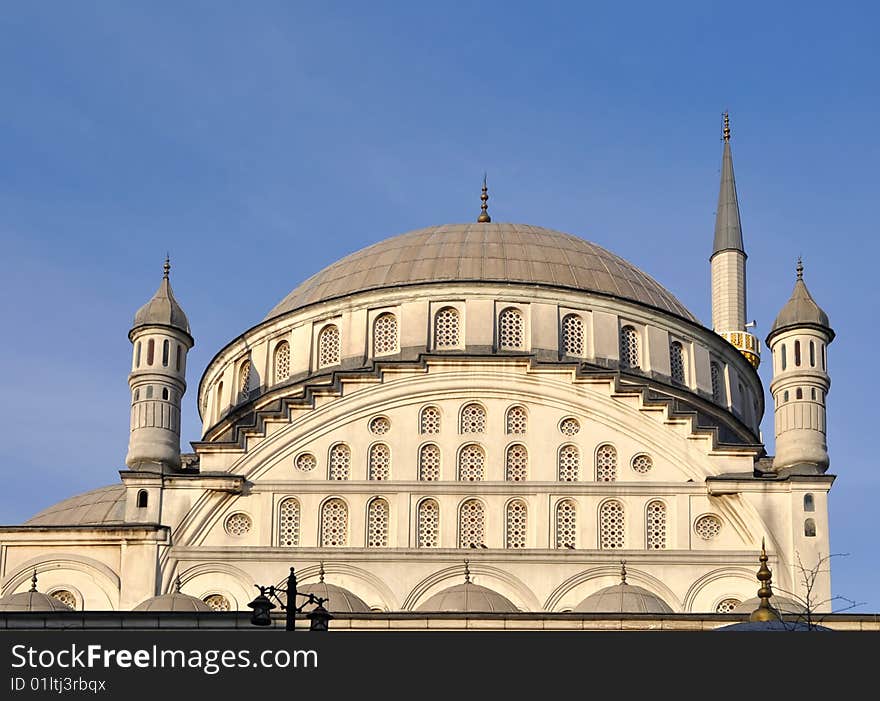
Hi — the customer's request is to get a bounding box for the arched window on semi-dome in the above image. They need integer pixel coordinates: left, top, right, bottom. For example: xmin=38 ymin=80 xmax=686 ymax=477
xmin=417 ymin=499 xmax=440 ymax=548
xmin=596 ymin=444 xmax=617 ymax=482
xmin=318 ymin=324 xmax=340 ymax=368
xmin=506 ymin=499 xmax=527 ymax=548
xmin=320 ymin=498 xmax=348 ymax=547
xmin=505 ymin=443 xmax=528 ymax=481
xmin=646 ymin=500 xmax=667 ymax=550
xmin=599 ymin=500 xmax=625 ymax=549
xmin=498 ymin=307 xmax=525 ymax=350
xmin=619 ymin=325 xmax=640 ymax=369
xmin=458 ymin=499 xmax=485 ymax=548
xmin=558 ymin=444 xmax=580 ymax=482
xmin=368 ymin=443 xmax=391 ymax=481
xmin=804 ymin=494 xmax=815 ymax=512
xmin=418 ymin=444 xmax=440 ymax=481
xmin=419 ymin=405 xmax=441 ymax=434
xmin=555 ymin=499 xmax=577 ymax=549
xmin=561 ymin=314 xmax=585 ymax=357
xmin=373 ymin=313 xmax=398 ymax=355
xmin=670 ymin=341 xmax=687 ymax=385
xmin=237 ymin=359 xmax=252 ymax=404
xmin=274 ymin=341 xmax=290 ymax=384
xmin=278 ymin=497 xmax=300 ymax=546
xmin=137 ymin=490 xmax=148 ymax=508
xmin=710 ymin=362 xmax=724 ymax=404
xmin=328 ymin=443 xmax=351 ymax=481
xmin=505 ymin=405 xmax=527 ymax=434
xmin=434 ymin=307 xmax=460 ymax=348
xmin=460 ymin=403 xmax=486 ymax=433
xmin=458 ymin=444 xmax=485 ymax=481
xmin=366 ymin=498 xmax=389 ymax=547
xmin=213 ymin=381 xmax=224 ymax=423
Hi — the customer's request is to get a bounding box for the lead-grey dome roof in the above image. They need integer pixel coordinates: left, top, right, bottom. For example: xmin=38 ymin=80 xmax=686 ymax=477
xmin=574 ymin=582 xmax=673 ymax=614
xmin=297 ymin=582 xmax=370 ymax=613
xmin=133 ymin=592 xmax=213 ymax=612
xmin=131 ymin=267 xmax=191 ymax=338
xmin=265 ymin=224 xmax=697 ymax=322
xmin=0 ymin=589 xmax=74 ymax=612
xmin=767 ymin=266 xmax=832 ymax=342
xmin=25 ymin=485 xmax=126 ymax=526
xmin=417 ymin=581 xmax=518 ymax=612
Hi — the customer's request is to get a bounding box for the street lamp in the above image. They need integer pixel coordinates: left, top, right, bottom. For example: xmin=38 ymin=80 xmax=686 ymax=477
xmin=248 ymin=567 xmax=333 ymax=631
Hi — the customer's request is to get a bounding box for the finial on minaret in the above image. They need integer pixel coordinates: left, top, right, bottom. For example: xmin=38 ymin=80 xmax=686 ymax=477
xmin=477 ymin=174 xmax=491 ymax=223
xmin=619 ymin=560 xmax=627 ymax=584
xmin=319 ymin=562 xmax=325 ymax=583
xmin=163 ymin=254 xmax=171 ymax=280
xmin=30 ymin=570 xmax=38 ymax=592
xmin=749 ymin=538 xmax=779 ymax=622
xmin=464 ymin=559 xmax=471 ymax=583
xmin=723 ymin=112 xmax=731 ymax=142
xmin=796 ymin=257 xmax=804 ymax=280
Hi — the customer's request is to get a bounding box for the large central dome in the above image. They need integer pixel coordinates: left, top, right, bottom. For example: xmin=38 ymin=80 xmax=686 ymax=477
xmin=265 ymin=223 xmax=697 ymax=322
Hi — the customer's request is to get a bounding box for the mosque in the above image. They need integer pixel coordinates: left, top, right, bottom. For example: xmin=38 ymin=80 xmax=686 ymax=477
xmin=0 ymin=116 xmax=844 ymax=627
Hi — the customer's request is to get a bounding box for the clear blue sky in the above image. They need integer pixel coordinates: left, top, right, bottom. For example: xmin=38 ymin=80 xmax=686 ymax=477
xmin=2 ymin=2 xmax=877 ymax=608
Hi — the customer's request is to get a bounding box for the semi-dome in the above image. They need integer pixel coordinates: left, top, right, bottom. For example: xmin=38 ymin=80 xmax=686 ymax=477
xmin=417 ymin=581 xmax=518 ymax=612
xmin=574 ymin=568 xmax=673 ymax=614
xmin=25 ymin=485 xmax=126 ymax=526
xmin=133 ymin=592 xmax=213 ymax=612
xmin=265 ymin=223 xmax=697 ymax=322
xmin=131 ymin=260 xmax=191 ymax=338
xmin=298 ymin=582 xmax=370 ymax=613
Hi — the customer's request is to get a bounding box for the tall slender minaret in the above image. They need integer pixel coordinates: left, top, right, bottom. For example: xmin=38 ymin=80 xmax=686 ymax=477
xmin=125 ymin=258 xmax=194 ymax=472
xmin=711 ymin=113 xmax=760 ymax=368
xmin=766 ymin=260 xmax=833 ymax=472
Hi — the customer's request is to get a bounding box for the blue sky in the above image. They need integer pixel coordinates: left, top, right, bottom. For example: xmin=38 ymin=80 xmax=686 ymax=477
xmin=1 ymin=2 xmax=877 ymax=608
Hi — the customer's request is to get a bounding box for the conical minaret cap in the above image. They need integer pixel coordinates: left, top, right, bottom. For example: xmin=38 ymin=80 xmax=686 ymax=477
xmin=711 ymin=113 xmax=745 ymax=258
xmin=766 ymin=259 xmax=833 ymax=343
xmin=130 ymin=257 xmax=192 ymax=340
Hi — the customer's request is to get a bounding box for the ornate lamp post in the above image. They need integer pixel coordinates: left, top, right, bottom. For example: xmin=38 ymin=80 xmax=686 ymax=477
xmin=248 ymin=567 xmax=333 ymax=631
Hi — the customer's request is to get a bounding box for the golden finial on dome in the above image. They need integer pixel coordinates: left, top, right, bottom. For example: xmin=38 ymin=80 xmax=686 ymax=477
xmin=30 ymin=569 xmax=38 ymax=593
xmin=319 ymin=561 xmax=326 ymax=583
xmin=620 ymin=560 xmax=628 ymax=584
xmin=477 ymin=173 xmax=491 ymax=223
xmin=174 ymin=575 xmax=182 ymax=593
xmin=723 ymin=112 xmax=731 ymax=142
xmin=749 ymin=538 xmax=779 ymax=622
xmin=464 ymin=559 xmax=471 ymax=583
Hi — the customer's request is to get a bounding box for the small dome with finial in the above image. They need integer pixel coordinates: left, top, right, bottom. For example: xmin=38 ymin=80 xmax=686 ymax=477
xmin=0 ymin=571 xmax=74 ymax=612
xmin=477 ymin=174 xmax=491 ymax=223
xmin=133 ymin=576 xmax=213 ymax=612
xmin=297 ymin=563 xmax=370 ymax=613
xmin=767 ymin=258 xmax=833 ymax=343
xmin=417 ymin=560 xmax=518 ymax=612
xmin=130 ymin=256 xmax=192 ymax=340
xmin=574 ymin=561 xmax=674 ymax=614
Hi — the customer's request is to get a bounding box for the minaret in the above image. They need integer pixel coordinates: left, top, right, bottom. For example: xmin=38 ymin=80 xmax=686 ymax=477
xmin=125 ymin=258 xmax=194 ymax=471
xmin=711 ymin=113 xmax=760 ymax=368
xmin=766 ymin=259 xmax=834 ymax=472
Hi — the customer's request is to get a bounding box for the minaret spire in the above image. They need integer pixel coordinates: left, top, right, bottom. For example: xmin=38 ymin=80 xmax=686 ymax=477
xmin=477 ymin=174 xmax=491 ymax=223
xmin=713 ymin=112 xmax=744 ymax=258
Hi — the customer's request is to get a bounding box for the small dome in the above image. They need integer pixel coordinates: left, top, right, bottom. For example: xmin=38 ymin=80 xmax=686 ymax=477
xmin=767 ymin=263 xmax=832 ymax=342
xmin=297 ymin=582 xmax=370 ymax=613
xmin=133 ymin=592 xmax=213 ymax=612
xmin=417 ymin=582 xmax=518 ymax=612
xmin=265 ymin=224 xmax=697 ymax=322
xmin=131 ymin=262 xmax=191 ymax=338
xmin=25 ymin=485 xmax=126 ymax=526
xmin=717 ymin=619 xmax=831 ymax=632
xmin=575 ymin=582 xmax=673 ymax=614
xmin=0 ymin=590 xmax=73 ymax=612
xmin=732 ymin=596 xmax=805 ymax=615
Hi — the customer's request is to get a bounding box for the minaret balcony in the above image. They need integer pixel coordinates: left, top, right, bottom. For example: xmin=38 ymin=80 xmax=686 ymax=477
xmin=718 ymin=330 xmax=761 ymax=368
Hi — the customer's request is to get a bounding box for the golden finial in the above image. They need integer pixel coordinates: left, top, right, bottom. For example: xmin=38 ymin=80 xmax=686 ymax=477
xmin=319 ymin=561 xmax=325 ymax=583
xmin=723 ymin=112 xmax=731 ymax=142
xmin=796 ymin=257 xmax=804 ymax=281
xmin=30 ymin=569 xmax=38 ymax=592
xmin=464 ymin=559 xmax=471 ymax=583
xmin=620 ymin=560 xmax=627 ymax=584
xmin=749 ymin=538 xmax=779 ymax=622
xmin=163 ymin=254 xmax=171 ymax=280
xmin=174 ymin=575 xmax=182 ymax=593
xmin=477 ymin=173 xmax=491 ymax=223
